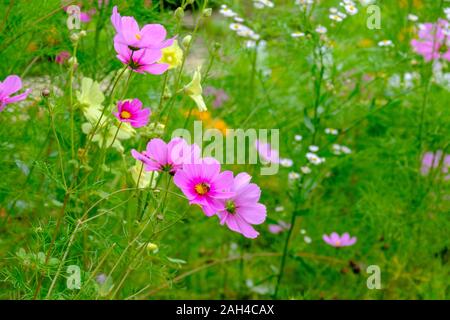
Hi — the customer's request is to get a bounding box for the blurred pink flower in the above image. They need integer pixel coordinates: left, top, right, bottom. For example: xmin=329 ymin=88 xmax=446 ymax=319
xmin=323 ymin=232 xmax=357 ymax=247
xmin=111 ymin=6 xmax=173 ymax=51
xmin=255 ymin=139 xmax=280 ymax=164
xmin=268 ymin=221 xmax=290 ymax=234
xmin=204 ymin=86 xmax=229 ymax=108
xmin=217 ymin=173 xmax=266 ymax=239
xmin=411 ymin=19 xmax=450 ymax=62
xmin=132 ymin=137 xmax=200 ymax=175
xmin=114 ymin=98 xmax=150 ymax=128
xmin=0 ymin=75 xmax=31 ymax=111
xmin=174 ymin=158 xmax=235 ymax=216
xmin=55 ymin=51 xmax=71 ymax=64
xmin=421 ymin=150 xmax=450 ymax=180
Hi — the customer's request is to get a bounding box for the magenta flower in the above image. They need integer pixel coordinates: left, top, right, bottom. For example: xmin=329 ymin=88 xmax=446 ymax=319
xmin=421 ymin=150 xmax=450 ymax=180
xmin=0 ymin=75 xmax=31 ymax=112
xmin=111 ymin=6 xmax=173 ymax=51
xmin=114 ymin=42 xmax=169 ymax=75
xmin=323 ymin=232 xmax=357 ymax=247
xmin=255 ymin=139 xmax=280 ymax=164
xmin=173 ymin=158 xmax=235 ymax=216
xmin=55 ymin=51 xmax=71 ymax=64
xmin=114 ymin=99 xmax=150 ymax=128
xmin=131 ymin=137 xmax=200 ymax=174
xmin=216 ymin=173 xmax=266 ymax=239
xmin=411 ymin=19 xmax=450 ymax=62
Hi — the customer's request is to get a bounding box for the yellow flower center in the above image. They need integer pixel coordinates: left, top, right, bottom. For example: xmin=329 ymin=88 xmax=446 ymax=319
xmin=194 ymin=183 xmax=210 ymax=195
xmin=335 ymin=240 xmax=341 ymax=246
xmin=135 ymin=33 xmax=141 ymax=40
xmin=120 ymin=111 xmax=131 ymax=119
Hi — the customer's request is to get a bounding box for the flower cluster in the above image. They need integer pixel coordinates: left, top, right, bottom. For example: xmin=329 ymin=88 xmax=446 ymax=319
xmin=253 ymin=0 xmax=274 ymax=9
xmin=411 ymin=19 xmax=450 ymax=62
xmin=132 ymin=138 xmax=267 ymax=238
xmin=219 ymin=3 xmax=260 ymax=46
xmin=111 ymin=6 xmax=174 ymax=74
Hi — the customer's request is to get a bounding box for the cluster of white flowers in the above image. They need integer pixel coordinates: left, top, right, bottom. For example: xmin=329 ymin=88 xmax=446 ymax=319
xmin=444 ymin=8 xmax=450 ymax=21
xmin=229 ymin=23 xmax=260 ymax=40
xmin=325 ymin=128 xmax=339 ymax=135
xmin=253 ymin=0 xmax=274 ymax=9
xmin=329 ymin=8 xmax=347 ymax=23
xmin=388 ymin=72 xmax=420 ymax=90
xmin=332 ymin=144 xmax=352 ymax=155
xmin=378 ymin=40 xmax=394 ymax=47
xmin=295 ymin=0 xmax=314 ymax=12
xmin=219 ymin=4 xmax=237 ymax=17
xmin=306 ymin=152 xmax=325 ymax=165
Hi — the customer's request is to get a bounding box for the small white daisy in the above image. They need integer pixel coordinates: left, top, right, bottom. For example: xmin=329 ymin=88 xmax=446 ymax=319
xmin=294 ymin=135 xmax=303 ymax=141
xmin=344 ymin=4 xmax=358 ymax=15
xmin=301 ymin=166 xmax=312 ymax=174
xmin=275 ymin=205 xmax=284 ymax=212
xmin=315 ymin=25 xmax=327 ymax=34
xmin=378 ymin=40 xmax=394 ymax=47
xmin=306 ymin=152 xmax=323 ymax=165
xmin=304 ymin=236 xmax=312 ymax=244
xmin=291 ymin=31 xmax=305 ymax=38
xmin=309 ymin=145 xmax=319 ymax=152
xmin=325 ymin=128 xmax=339 ymax=135
xmin=288 ymin=172 xmax=301 ymax=180
xmin=407 ymin=14 xmax=418 ymax=22
xmin=280 ymin=158 xmax=294 ymax=167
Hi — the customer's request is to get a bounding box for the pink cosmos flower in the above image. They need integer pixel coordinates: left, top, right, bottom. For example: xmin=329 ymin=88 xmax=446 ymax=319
xmin=131 ymin=137 xmax=200 ymax=175
xmin=114 ymin=42 xmax=169 ymax=75
xmin=111 ymin=6 xmax=174 ymax=51
xmin=268 ymin=221 xmax=290 ymax=234
xmin=173 ymin=158 xmax=235 ymax=216
xmin=411 ymin=19 xmax=450 ymax=62
xmin=216 ymin=173 xmax=266 ymax=239
xmin=255 ymin=139 xmax=280 ymax=164
xmin=421 ymin=150 xmax=450 ymax=180
xmin=55 ymin=51 xmax=71 ymax=64
xmin=323 ymin=232 xmax=357 ymax=247
xmin=0 ymin=75 xmax=31 ymax=112
xmin=113 ymin=99 xmax=150 ymax=128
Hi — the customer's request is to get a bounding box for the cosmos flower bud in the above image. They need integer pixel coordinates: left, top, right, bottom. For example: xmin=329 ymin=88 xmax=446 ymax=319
xmin=174 ymin=7 xmax=184 ymax=20
xmin=41 ymin=89 xmax=50 ymax=97
xmin=203 ymin=8 xmax=212 ymax=17
xmin=70 ymin=33 xmax=80 ymax=42
xmin=182 ymin=35 xmax=192 ymax=48
xmin=146 ymin=243 xmax=158 ymax=252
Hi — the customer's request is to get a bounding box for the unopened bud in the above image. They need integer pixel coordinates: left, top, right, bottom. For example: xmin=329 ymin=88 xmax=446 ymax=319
xmin=79 ymin=30 xmax=87 ymax=37
xmin=182 ymin=35 xmax=192 ymax=47
xmin=202 ymin=8 xmax=212 ymax=17
xmin=146 ymin=242 xmax=158 ymax=252
xmin=41 ymin=89 xmax=50 ymax=97
xmin=70 ymin=33 xmax=79 ymax=42
xmin=174 ymin=7 xmax=184 ymax=20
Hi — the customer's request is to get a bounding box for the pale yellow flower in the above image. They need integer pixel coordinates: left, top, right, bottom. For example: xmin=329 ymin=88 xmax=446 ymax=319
xmin=130 ymin=162 xmax=159 ymax=189
xmin=159 ymin=40 xmax=183 ymax=69
xmin=184 ymin=66 xmax=206 ymax=112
